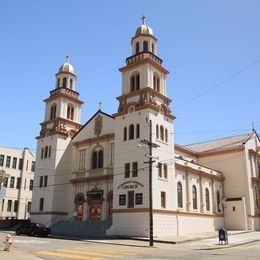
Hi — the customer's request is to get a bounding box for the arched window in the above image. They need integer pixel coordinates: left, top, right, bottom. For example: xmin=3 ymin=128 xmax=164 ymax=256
xmin=48 ymin=146 xmax=51 ymax=158
xmin=41 ymin=148 xmax=44 ymax=159
xmin=50 ymin=104 xmax=56 ymax=120
xmin=156 ymin=124 xmax=159 ymax=139
xmin=67 ymin=104 xmax=74 ymax=120
xmin=136 ymin=42 xmax=139 ymax=54
xmin=160 ymin=125 xmax=164 ymax=141
xmin=165 ymin=129 xmax=168 ymax=143
xmin=92 ymin=149 xmax=104 ymax=169
xmin=153 ymin=74 xmax=160 ymax=92
xmin=217 ymin=190 xmax=221 ymax=212
xmin=129 ymin=124 xmax=135 ymax=140
xmin=123 ymin=127 xmax=127 ymax=141
xmin=151 ymin=43 xmax=154 ymax=53
xmin=62 ymin=77 xmax=67 ymax=88
xmin=98 ymin=150 xmax=103 ymax=168
xmin=44 ymin=146 xmax=48 ymax=159
xmin=205 ymin=188 xmax=210 ymax=211
xmin=143 ymin=41 xmax=148 ymax=52
xmin=69 ymin=79 xmax=73 ymax=89
xmin=177 ymin=182 xmax=183 ymax=208
xmin=192 ymin=185 xmax=197 ymax=210
xmin=130 ymin=72 xmax=140 ymax=92
xmin=136 ymin=124 xmax=140 ymax=138
xmin=57 ymin=78 xmax=60 ymax=88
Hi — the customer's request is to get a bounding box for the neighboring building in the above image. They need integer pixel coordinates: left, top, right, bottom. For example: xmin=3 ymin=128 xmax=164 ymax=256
xmin=30 ymin=19 xmax=259 ymax=238
xmin=0 ymin=146 xmax=35 ymax=219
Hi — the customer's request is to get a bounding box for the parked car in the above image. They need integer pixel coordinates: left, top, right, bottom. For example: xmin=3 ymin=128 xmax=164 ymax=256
xmin=16 ymin=223 xmax=51 ymax=237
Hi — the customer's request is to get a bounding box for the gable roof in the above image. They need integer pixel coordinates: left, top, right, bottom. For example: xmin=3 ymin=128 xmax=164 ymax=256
xmin=185 ymin=132 xmax=255 ymax=153
xmin=72 ymin=109 xmax=114 ymax=140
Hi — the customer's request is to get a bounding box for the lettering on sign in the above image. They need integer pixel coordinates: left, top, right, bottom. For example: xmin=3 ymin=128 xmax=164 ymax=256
xmin=117 ymin=180 xmax=144 ymax=190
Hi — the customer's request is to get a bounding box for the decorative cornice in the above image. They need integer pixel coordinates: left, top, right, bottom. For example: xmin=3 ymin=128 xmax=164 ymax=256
xmin=70 ymin=174 xmax=113 ymax=184
xmin=175 ymin=163 xmax=224 ymax=182
xmin=131 ymin=34 xmax=158 ymax=43
xmin=73 ymin=133 xmax=115 ymax=147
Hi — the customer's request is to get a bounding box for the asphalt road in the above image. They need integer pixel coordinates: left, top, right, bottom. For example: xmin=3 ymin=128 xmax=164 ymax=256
xmin=1 ymin=231 xmax=260 ymax=259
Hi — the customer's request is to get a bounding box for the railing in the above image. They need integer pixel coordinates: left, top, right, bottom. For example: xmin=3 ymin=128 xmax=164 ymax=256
xmin=50 ymin=87 xmax=79 ymax=99
xmin=126 ymin=51 xmax=162 ymax=66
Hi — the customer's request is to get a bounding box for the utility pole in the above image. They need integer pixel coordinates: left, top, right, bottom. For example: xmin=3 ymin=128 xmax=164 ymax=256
xmin=141 ymin=120 xmax=159 ymax=247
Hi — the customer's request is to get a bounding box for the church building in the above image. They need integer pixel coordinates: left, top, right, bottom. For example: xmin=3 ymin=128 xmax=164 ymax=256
xmin=30 ymin=18 xmax=260 ymax=238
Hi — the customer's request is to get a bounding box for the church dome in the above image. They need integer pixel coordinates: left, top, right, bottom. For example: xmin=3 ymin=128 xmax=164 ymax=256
xmin=59 ymin=62 xmax=74 ymax=74
xmin=135 ymin=24 xmax=154 ymax=36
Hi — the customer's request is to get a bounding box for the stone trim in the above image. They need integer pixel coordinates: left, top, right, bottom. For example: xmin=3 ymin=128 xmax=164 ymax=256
xmin=73 ymin=133 xmax=115 ymax=147
xmin=71 ymin=174 xmax=113 ymax=184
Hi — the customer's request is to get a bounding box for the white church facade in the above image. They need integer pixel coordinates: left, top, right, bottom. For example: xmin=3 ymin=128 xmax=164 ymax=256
xmin=30 ymin=19 xmax=260 ymax=238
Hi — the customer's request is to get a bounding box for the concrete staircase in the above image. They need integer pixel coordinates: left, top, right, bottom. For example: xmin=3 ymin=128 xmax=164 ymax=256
xmin=51 ymin=220 xmax=112 ymax=238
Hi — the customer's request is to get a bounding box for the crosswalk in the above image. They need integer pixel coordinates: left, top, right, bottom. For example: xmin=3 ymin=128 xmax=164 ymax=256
xmin=34 ymin=245 xmax=154 ymax=259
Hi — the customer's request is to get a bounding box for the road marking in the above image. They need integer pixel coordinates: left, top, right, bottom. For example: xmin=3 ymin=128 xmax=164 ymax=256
xmin=35 ymin=250 xmax=101 ymax=259
xmin=55 ymin=248 xmax=121 ymax=257
xmin=13 ymin=239 xmax=50 ymax=244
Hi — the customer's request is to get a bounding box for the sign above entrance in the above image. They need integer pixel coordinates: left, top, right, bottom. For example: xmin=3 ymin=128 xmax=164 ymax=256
xmin=117 ymin=180 xmax=144 ymax=190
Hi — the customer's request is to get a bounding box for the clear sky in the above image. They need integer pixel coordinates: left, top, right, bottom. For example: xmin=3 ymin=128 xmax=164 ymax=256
xmin=1 ymin=0 xmax=260 ymax=151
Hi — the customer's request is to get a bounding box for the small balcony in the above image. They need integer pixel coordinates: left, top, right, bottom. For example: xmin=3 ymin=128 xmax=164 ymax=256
xmin=126 ymin=51 xmax=162 ymax=66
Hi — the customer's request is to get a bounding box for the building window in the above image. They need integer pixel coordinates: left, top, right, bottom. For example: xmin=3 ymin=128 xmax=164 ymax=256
xmin=110 ymin=143 xmax=114 ymax=165
xmin=160 ymin=125 xmax=164 ymax=141
xmin=130 ymin=72 xmax=140 ymax=92
xmin=135 ymin=42 xmax=139 ymax=54
xmin=143 ymin=41 xmax=148 ymax=52
xmin=50 ymin=103 xmax=57 ymax=120
xmin=119 ymin=194 xmax=126 ymax=206
xmin=164 ymin=164 xmax=168 ymax=179
xmin=128 ymin=191 xmax=134 ymax=208
xmin=39 ymin=198 xmax=44 ymax=211
xmin=39 ymin=176 xmax=43 ymax=188
xmin=135 ymin=193 xmax=143 ymax=205
xmin=10 ymin=177 xmax=15 ymax=188
xmin=153 ymin=74 xmax=160 ymax=92
xmin=0 ymin=154 xmax=4 ymax=167
xmin=1 ymin=199 xmax=4 ymax=211
xmin=31 ymin=161 xmax=35 ymax=172
xmin=129 ymin=124 xmax=135 ymax=140
xmin=158 ymin=163 xmax=162 ymax=178
xmin=123 ymin=127 xmax=127 ymax=141
xmin=57 ymin=78 xmax=60 ymax=88
xmin=62 ymin=77 xmax=67 ymax=88
xmin=41 ymin=148 xmax=44 ymax=159
xmin=19 ymin=158 xmax=23 ymax=170
xmin=29 ymin=180 xmax=33 ymax=191
xmin=14 ymin=200 xmax=18 ymax=213
xmin=205 ymin=188 xmax=210 ymax=211
xmin=192 ymin=185 xmax=198 ymax=210
xmin=26 ymin=160 xmax=29 ymax=171
xmin=91 ymin=149 xmax=103 ymax=169
xmin=69 ymin=79 xmax=73 ymax=89
xmin=67 ymin=104 xmax=74 ymax=121
xmin=48 ymin=146 xmax=51 ymax=158
xmin=3 ymin=177 xmax=8 ymax=188
xmin=217 ymin=190 xmax=221 ymax=212
xmin=156 ymin=125 xmax=159 ymax=139
xmin=132 ymin=162 xmax=138 ymax=177
xmin=136 ymin=124 xmax=140 ymax=139
xmin=165 ymin=129 xmax=168 ymax=143
xmin=124 ymin=163 xmax=130 ymax=178
xmin=44 ymin=176 xmax=48 ymax=187
xmin=27 ymin=202 xmax=31 ymax=213
xmin=6 ymin=156 xmax=11 ymax=168
xmin=7 ymin=200 xmax=12 ymax=212
xmin=12 ymin=157 xmax=17 ymax=169
xmin=16 ymin=178 xmax=21 ymax=189
xmin=44 ymin=146 xmax=48 ymax=159
xmin=177 ymin=182 xmax=183 ymax=208
xmin=78 ymin=149 xmax=86 ymax=170
xmin=152 ymin=43 xmax=154 ymax=53
xmin=161 ymin=191 xmax=166 ymax=208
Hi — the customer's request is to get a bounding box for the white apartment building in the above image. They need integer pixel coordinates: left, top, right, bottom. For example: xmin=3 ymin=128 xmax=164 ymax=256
xmin=0 ymin=146 xmax=35 ymax=220
xmin=30 ymin=19 xmax=259 ymax=238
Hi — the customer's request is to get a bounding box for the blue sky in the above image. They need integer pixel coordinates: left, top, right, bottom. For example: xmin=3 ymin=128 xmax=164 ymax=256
xmin=1 ymin=0 xmax=260 ymax=151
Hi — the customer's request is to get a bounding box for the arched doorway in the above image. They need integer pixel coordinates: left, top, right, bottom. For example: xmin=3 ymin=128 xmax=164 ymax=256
xmin=87 ymin=189 xmax=103 ymax=220
xmin=74 ymin=193 xmax=85 ymax=221
xmin=107 ymin=191 xmax=113 ymax=221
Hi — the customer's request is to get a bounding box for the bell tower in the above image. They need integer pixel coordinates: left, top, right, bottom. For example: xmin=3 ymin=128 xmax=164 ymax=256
xmin=110 ymin=17 xmax=176 ymax=237
xmin=31 ymin=56 xmax=83 ymax=225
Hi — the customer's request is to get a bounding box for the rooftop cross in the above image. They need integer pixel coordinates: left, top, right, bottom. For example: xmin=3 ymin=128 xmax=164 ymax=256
xmin=99 ymin=101 xmax=102 ymax=110
xmin=141 ymin=15 xmax=147 ymax=25
xmin=65 ymin=53 xmax=70 ymax=63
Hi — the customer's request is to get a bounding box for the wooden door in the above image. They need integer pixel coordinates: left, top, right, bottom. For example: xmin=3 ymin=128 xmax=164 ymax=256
xmin=89 ymin=200 xmax=102 ymax=220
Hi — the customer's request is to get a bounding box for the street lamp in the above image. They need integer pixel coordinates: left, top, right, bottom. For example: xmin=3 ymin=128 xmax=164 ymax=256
xmin=138 ymin=120 xmax=159 ymax=247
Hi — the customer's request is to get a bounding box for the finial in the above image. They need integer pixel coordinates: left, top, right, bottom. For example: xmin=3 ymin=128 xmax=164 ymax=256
xmin=141 ymin=15 xmax=147 ymax=25
xmin=65 ymin=53 xmax=70 ymax=63
xmin=99 ymin=101 xmax=102 ymax=110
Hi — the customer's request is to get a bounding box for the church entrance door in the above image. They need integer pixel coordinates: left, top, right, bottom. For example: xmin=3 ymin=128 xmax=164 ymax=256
xmin=89 ymin=200 xmax=102 ymax=220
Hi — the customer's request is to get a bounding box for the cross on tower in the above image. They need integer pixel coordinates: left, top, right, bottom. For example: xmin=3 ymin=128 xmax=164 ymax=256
xmin=99 ymin=101 xmax=102 ymax=110
xmin=141 ymin=15 xmax=147 ymax=25
xmin=65 ymin=53 xmax=70 ymax=63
